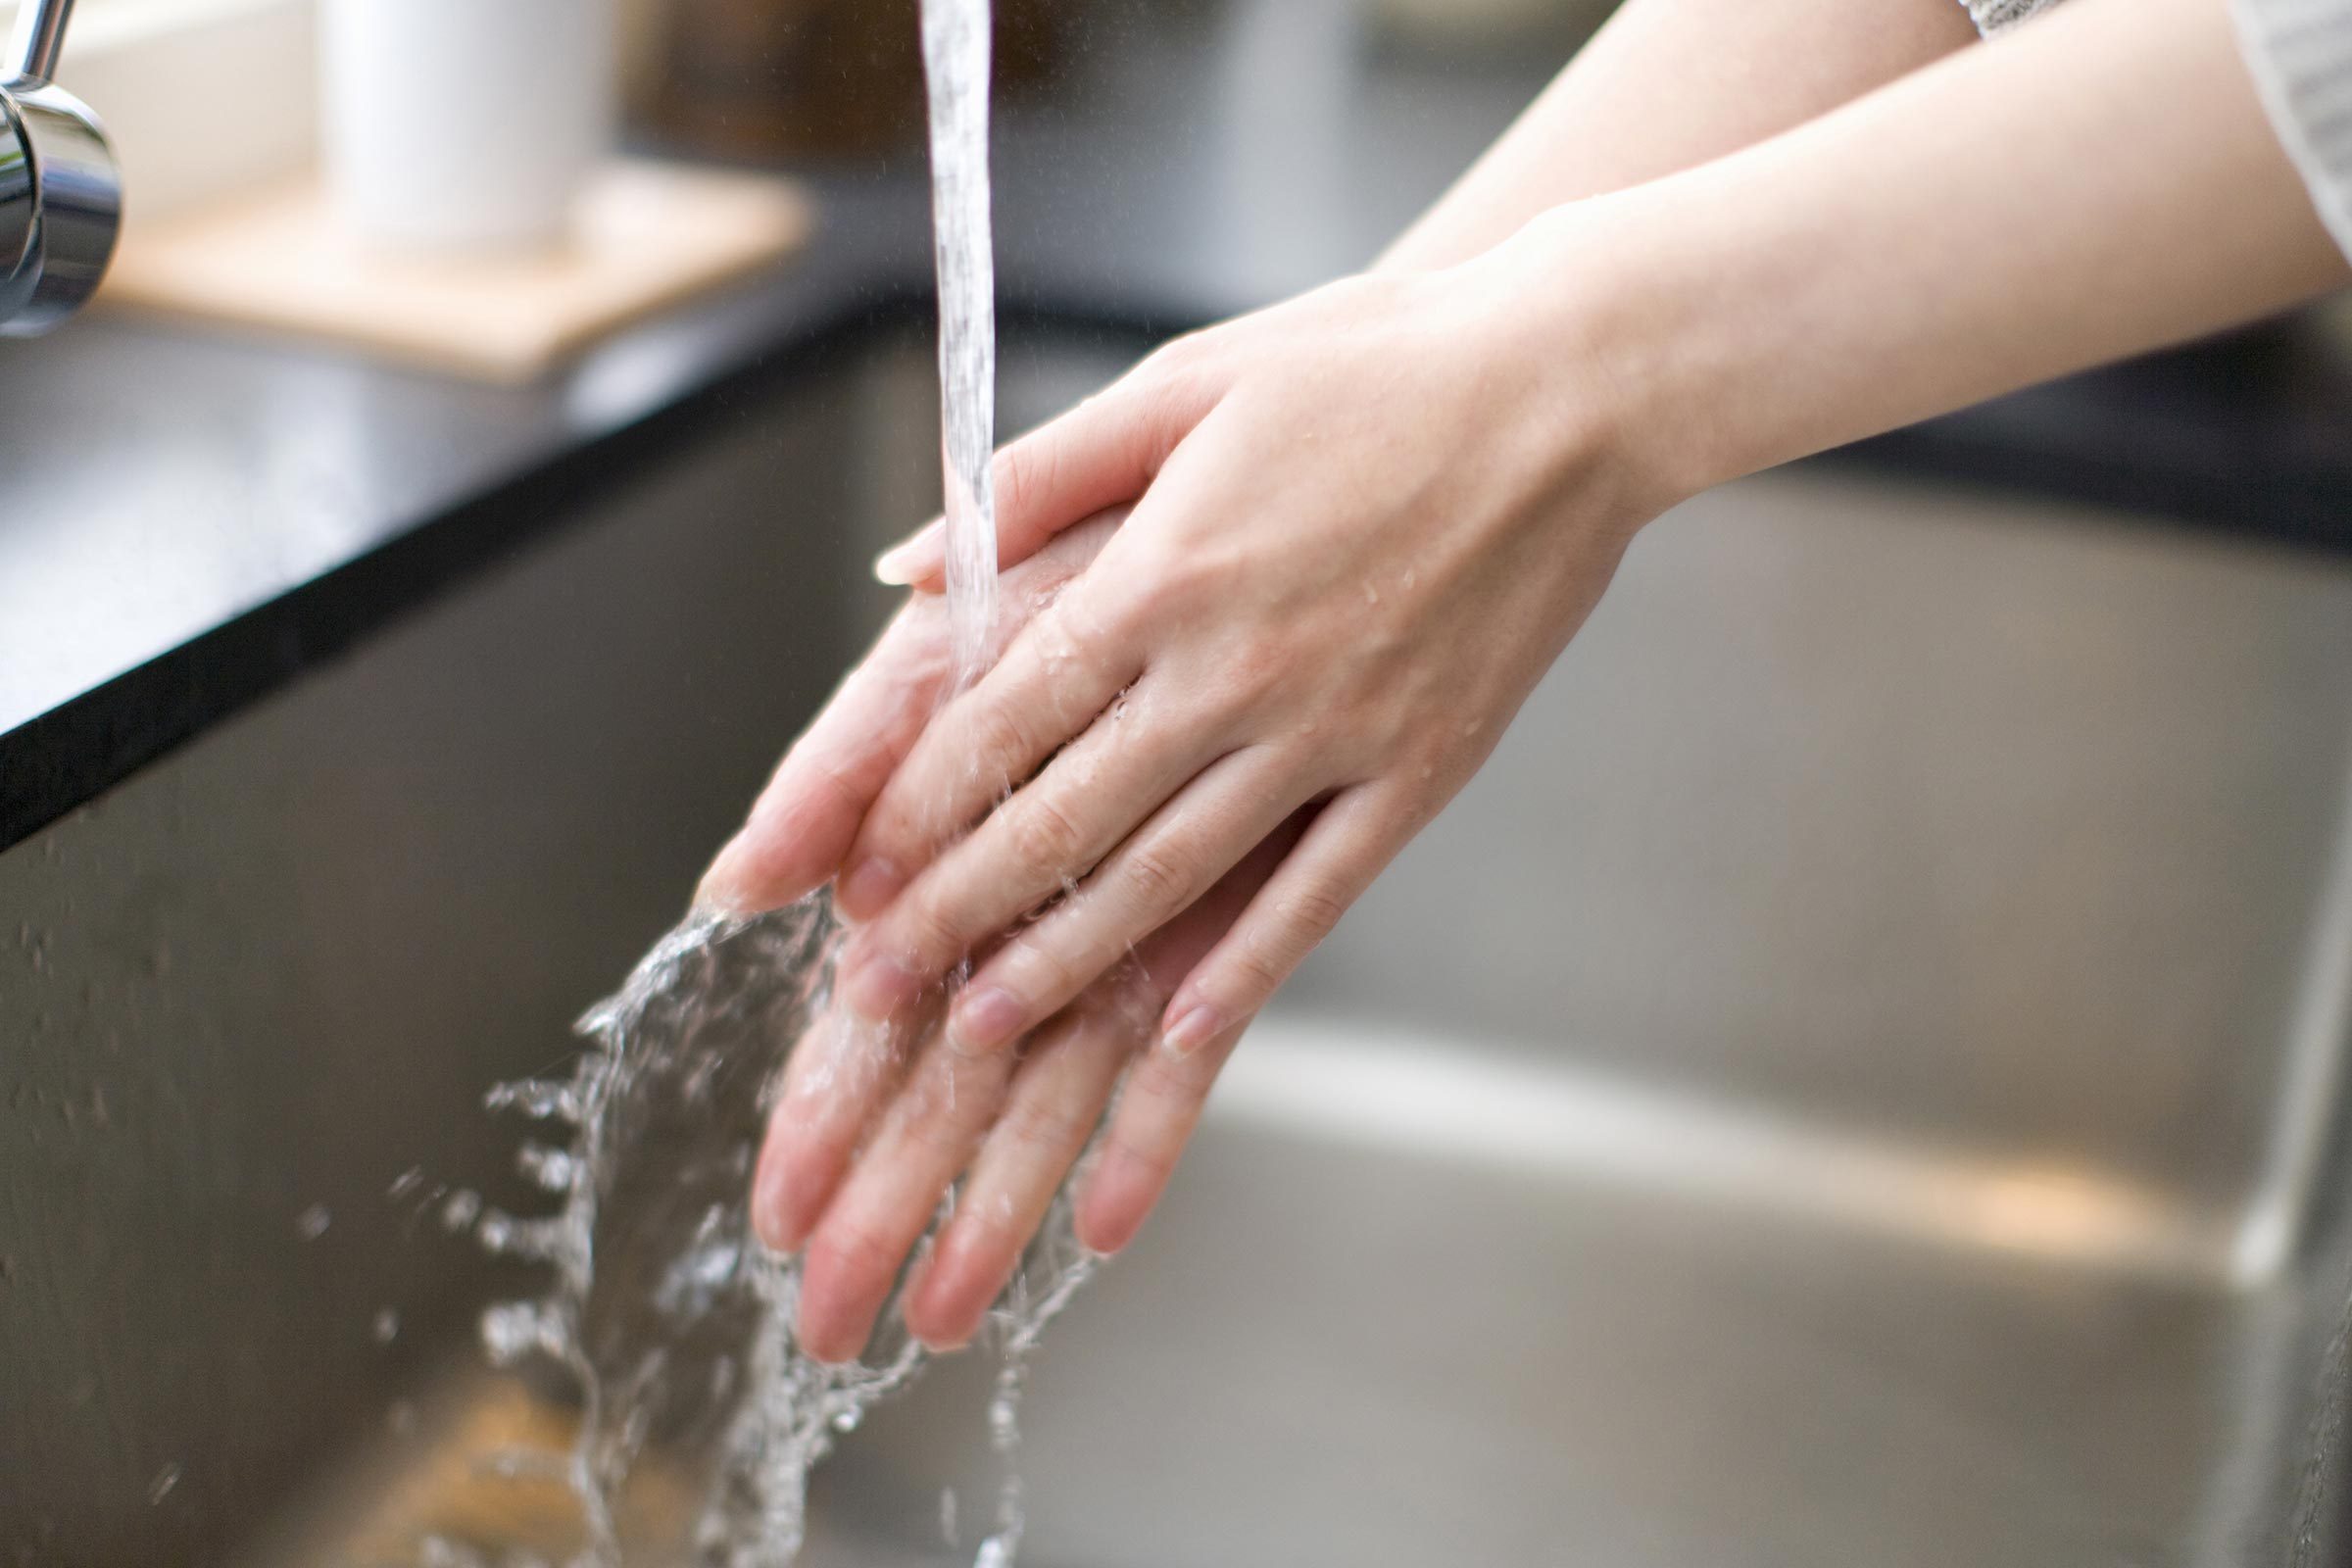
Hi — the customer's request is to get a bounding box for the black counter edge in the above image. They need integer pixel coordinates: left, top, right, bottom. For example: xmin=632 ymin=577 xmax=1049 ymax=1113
xmin=0 ymin=300 xmax=902 ymax=858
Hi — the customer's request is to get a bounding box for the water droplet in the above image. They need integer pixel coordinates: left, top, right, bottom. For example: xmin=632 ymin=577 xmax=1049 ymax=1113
xmin=480 ymin=1300 xmax=560 ymax=1366
xmin=517 ymin=1144 xmax=578 ymax=1192
xmin=146 ymin=1463 xmax=180 ymax=1505
xmin=439 ymin=1190 xmax=481 ymax=1233
xmin=294 ymin=1204 xmax=331 ymax=1242
xmin=484 ymin=1078 xmax=581 ymax=1123
xmin=371 ymin=1307 xmax=399 ymax=1344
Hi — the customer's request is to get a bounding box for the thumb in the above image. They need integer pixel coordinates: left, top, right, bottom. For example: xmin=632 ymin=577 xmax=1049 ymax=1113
xmin=875 ymin=358 xmax=1220 ymax=592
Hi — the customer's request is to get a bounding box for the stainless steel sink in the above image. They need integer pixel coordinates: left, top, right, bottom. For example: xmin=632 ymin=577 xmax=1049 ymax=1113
xmin=8 ymin=329 xmax=2352 ymax=1567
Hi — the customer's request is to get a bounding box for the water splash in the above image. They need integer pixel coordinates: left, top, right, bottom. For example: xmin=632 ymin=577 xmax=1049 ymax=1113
xmin=469 ymin=902 xmax=1097 ymax=1566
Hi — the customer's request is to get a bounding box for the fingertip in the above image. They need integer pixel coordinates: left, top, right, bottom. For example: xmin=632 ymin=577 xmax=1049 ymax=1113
xmin=906 ymin=1227 xmax=999 ymax=1352
xmin=1158 ymin=1003 xmax=1226 ymax=1059
xmin=794 ymin=1255 xmax=878 ymax=1367
xmin=906 ymin=1295 xmax=981 ymax=1355
xmin=752 ymin=1152 xmax=804 ymax=1256
xmin=754 ymin=1111 xmax=850 ymax=1257
xmin=796 ymin=1302 xmax=864 ymax=1368
xmin=694 ymin=838 xmax=764 ymax=917
xmin=697 ymin=826 xmax=825 ymax=920
xmin=1074 ymin=1148 xmax=1159 ymax=1256
xmin=873 ymin=521 xmax=946 ymax=587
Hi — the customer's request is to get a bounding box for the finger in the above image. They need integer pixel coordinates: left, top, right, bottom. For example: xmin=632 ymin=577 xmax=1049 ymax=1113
xmin=879 ymin=350 xmax=1220 ymax=592
xmin=938 ymin=747 xmax=1307 ymax=1059
xmin=701 ymin=511 xmax=1129 ymax=914
xmin=831 ymin=581 xmax=1145 ymax=928
xmin=698 ymin=598 xmax=953 ymax=914
xmin=752 ymin=1000 xmax=928 ymax=1254
xmin=1078 ymin=788 xmax=1397 ymax=1253
xmin=835 ymin=685 xmax=1239 ymax=1030
xmin=793 ymin=1013 xmax=1023 ymax=1364
xmin=900 ymin=980 xmax=1141 ymax=1350
xmin=906 ymin=812 xmax=1307 ymax=1349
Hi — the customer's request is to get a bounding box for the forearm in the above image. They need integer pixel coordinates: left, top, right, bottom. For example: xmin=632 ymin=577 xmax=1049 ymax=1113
xmin=1550 ymin=0 xmax=2350 ymax=502
xmin=1376 ymin=0 xmax=1979 ymax=272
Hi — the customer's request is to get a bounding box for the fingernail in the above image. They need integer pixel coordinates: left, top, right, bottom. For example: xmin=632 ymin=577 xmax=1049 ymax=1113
xmin=948 ymin=986 xmax=1026 ymax=1056
xmin=694 ymin=837 xmax=757 ymax=915
xmin=1161 ymin=1004 xmax=1223 ymax=1058
xmin=873 ymin=519 xmax=944 ymax=586
xmin=753 ymin=1164 xmax=800 ymax=1253
xmin=841 ymin=945 xmax=921 ymax=1022
xmin=836 ymin=858 xmax=904 ymax=922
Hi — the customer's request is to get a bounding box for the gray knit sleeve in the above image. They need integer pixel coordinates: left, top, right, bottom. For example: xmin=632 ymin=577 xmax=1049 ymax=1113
xmin=1958 ymin=0 xmax=2064 ymax=29
xmin=2230 ymin=0 xmax=2352 ymax=259
xmin=1953 ymin=0 xmax=2352 ymax=262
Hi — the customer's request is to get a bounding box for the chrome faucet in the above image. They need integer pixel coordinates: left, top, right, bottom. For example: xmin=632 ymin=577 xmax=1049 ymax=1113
xmin=2 ymin=0 xmax=120 ymax=335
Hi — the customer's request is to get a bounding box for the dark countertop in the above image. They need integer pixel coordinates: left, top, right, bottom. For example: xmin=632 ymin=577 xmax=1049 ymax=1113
xmin=4 ymin=0 xmax=2349 ymax=855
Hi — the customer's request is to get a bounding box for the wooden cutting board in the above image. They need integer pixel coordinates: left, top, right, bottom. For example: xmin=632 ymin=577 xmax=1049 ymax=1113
xmin=101 ymin=159 xmax=815 ymax=384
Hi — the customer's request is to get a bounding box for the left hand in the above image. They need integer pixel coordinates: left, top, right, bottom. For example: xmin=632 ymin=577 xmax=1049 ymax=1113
xmin=827 ymin=239 xmax=1670 ymax=1073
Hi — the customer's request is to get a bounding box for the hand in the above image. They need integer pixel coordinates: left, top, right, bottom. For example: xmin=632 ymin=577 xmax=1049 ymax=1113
xmin=822 ymin=244 xmax=1666 ymax=1083
xmin=699 ymin=514 xmax=1301 ymax=1357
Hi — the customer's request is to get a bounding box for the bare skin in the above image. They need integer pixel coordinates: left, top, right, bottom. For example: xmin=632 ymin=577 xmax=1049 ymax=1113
xmin=699 ymin=0 xmax=2349 ymax=1365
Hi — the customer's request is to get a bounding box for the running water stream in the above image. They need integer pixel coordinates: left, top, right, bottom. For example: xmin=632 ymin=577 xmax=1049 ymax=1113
xmin=923 ymin=0 xmax=1002 ymax=687
xmin=453 ymin=4 xmax=1100 ymax=1563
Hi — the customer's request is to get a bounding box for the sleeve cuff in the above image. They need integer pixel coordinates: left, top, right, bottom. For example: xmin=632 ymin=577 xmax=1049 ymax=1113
xmin=2230 ymin=0 xmax=2352 ymax=263
xmin=1960 ymin=0 xmax=2066 ymax=33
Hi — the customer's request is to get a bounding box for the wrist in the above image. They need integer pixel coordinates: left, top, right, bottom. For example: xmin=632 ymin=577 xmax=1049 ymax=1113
xmin=1454 ymin=198 xmax=1760 ymax=532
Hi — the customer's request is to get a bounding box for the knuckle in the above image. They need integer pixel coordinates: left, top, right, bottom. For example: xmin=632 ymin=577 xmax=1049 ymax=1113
xmin=1101 ymin=1128 xmax=1176 ymax=1189
xmin=903 ymin=1093 xmax=988 ymax=1155
xmin=1225 ymin=933 xmax=1293 ymax=1004
xmin=971 ymin=702 xmax=1039 ymax=773
xmin=1119 ymin=842 xmax=1195 ymax=915
xmin=1049 ymin=595 xmax=1121 ymax=675
xmin=901 ymin=891 xmax=973 ymax=968
xmin=1137 ymin=327 xmax=1210 ymax=382
xmin=1000 ymin=1093 xmax=1095 ymax=1161
xmin=995 ymin=433 xmax=1060 ymax=520
xmin=1279 ymin=881 xmax=1352 ymax=947
xmin=1008 ymin=793 xmax=1088 ymax=872
xmin=1009 ymin=940 xmax=1086 ymax=1012
xmin=807 ymin=753 xmax=862 ymax=813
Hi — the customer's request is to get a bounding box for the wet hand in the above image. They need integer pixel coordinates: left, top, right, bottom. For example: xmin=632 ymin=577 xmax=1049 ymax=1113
xmin=823 ymin=245 xmax=1668 ymax=1134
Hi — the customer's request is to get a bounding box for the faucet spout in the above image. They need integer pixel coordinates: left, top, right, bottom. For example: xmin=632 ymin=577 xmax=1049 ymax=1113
xmin=2 ymin=0 xmax=120 ymax=336
xmin=12 ymin=0 xmax=77 ymax=87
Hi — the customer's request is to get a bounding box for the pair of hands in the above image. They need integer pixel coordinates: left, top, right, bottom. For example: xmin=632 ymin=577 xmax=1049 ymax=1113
xmin=698 ymin=229 xmax=1667 ymax=1364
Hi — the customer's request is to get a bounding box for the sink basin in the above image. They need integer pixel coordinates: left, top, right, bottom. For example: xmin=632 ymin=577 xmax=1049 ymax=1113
xmin=7 ymin=327 xmax=2352 ymax=1567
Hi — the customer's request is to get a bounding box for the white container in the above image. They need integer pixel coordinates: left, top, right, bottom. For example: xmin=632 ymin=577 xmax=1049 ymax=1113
xmin=320 ymin=0 xmax=618 ymax=252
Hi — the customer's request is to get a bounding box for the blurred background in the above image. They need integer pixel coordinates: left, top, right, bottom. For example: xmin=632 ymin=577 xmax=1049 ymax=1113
xmin=5 ymin=2 xmax=2352 ymax=1566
